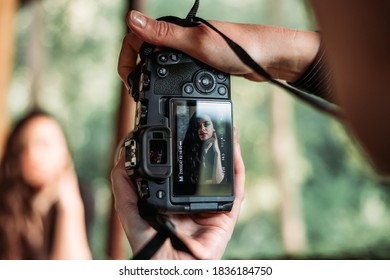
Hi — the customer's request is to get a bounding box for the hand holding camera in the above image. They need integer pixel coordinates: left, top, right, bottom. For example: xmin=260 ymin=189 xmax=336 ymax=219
xmin=111 ymin=128 xmax=245 ymax=259
xmin=118 ymin=10 xmax=320 ymax=86
xmin=113 ymin=2 xmax=250 ymax=258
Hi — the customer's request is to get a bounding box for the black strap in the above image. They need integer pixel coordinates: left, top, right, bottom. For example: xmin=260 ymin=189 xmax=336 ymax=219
xmin=133 ymin=230 xmax=168 ymax=260
xmin=133 ymin=226 xmax=195 ymax=260
xmin=191 ymin=17 xmax=342 ymax=119
xmin=133 ymin=216 xmax=195 ymax=259
xmin=133 ymin=201 xmax=196 ymax=260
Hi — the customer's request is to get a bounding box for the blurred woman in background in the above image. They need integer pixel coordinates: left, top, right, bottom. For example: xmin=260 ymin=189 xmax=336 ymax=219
xmin=0 ymin=110 xmax=91 ymax=259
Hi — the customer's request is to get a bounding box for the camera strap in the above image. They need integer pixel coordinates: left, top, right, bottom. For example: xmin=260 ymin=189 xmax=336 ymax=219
xmin=129 ymin=0 xmax=343 ymax=260
xmin=133 ymin=201 xmax=196 ymax=260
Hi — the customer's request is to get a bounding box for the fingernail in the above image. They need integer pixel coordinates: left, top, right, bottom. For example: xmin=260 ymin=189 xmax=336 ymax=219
xmin=130 ymin=10 xmax=147 ymax=28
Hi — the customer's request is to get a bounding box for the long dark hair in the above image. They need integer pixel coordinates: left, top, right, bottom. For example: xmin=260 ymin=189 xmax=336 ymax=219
xmin=182 ymin=112 xmax=220 ymax=185
xmin=182 ymin=113 xmax=203 ymax=184
xmin=0 ymin=109 xmax=53 ymax=259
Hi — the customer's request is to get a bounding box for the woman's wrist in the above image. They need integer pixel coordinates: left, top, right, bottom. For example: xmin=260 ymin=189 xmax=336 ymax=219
xmin=267 ymin=29 xmax=320 ymax=82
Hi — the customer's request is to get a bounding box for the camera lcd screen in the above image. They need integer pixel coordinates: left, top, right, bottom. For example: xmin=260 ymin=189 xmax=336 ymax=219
xmin=172 ymin=100 xmax=233 ymax=196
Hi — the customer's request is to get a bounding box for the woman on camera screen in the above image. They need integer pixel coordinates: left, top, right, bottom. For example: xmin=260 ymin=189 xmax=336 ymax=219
xmin=182 ymin=112 xmax=224 ymax=188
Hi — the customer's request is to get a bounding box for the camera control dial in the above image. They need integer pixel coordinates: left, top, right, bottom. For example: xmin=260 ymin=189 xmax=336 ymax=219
xmin=194 ymin=70 xmax=216 ymax=93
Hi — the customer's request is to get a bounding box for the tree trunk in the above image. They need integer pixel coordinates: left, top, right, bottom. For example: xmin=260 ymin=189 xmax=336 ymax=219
xmin=27 ymin=0 xmax=44 ymax=109
xmin=106 ymin=0 xmax=141 ymax=260
xmin=0 ymin=0 xmax=18 ymax=159
xmin=269 ymin=0 xmax=307 ymax=255
xmin=271 ymin=89 xmax=307 ymax=255
xmin=106 ymin=86 xmax=136 ymax=259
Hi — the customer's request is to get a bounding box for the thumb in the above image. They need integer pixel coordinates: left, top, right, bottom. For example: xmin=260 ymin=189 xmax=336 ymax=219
xmin=127 ymin=10 xmax=189 ymax=49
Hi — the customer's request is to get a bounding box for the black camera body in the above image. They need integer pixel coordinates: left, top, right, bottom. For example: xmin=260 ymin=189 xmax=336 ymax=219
xmin=125 ymin=49 xmax=234 ymax=213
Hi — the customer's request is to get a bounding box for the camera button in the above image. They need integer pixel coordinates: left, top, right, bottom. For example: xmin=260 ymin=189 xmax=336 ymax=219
xmin=170 ymin=53 xmax=179 ymax=62
xmin=217 ymin=72 xmax=227 ymax=81
xmin=158 ymin=54 xmax=169 ymax=63
xmin=142 ymin=73 xmax=150 ymax=89
xmin=218 ymin=85 xmax=228 ymax=95
xmin=184 ymin=84 xmax=194 ymax=94
xmin=138 ymin=181 xmax=150 ymax=199
xmin=194 ymin=70 xmax=216 ymax=93
xmin=157 ymin=67 xmax=168 ymax=77
xmin=140 ymin=104 xmax=148 ymax=124
xmin=156 ymin=190 xmax=166 ymax=199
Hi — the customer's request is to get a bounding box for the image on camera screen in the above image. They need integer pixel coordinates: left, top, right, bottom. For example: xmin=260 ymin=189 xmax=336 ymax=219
xmin=149 ymin=140 xmax=167 ymax=164
xmin=172 ymin=100 xmax=233 ymax=197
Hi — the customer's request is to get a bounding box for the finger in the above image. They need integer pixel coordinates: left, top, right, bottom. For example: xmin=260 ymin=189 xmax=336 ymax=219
xmin=174 ymin=230 xmax=213 ymax=260
xmin=126 ymin=11 xmax=247 ymax=75
xmin=233 ymin=143 xmax=245 ymax=203
xmin=110 ymin=152 xmax=138 ymax=209
xmin=233 ymin=127 xmax=238 ymax=144
xmin=232 ymin=127 xmax=245 ymax=202
xmin=110 ymin=153 xmax=157 ymax=254
xmin=227 ymin=130 xmax=245 ymax=221
xmin=127 ymin=10 xmax=196 ymax=51
xmin=117 ymin=32 xmax=143 ymax=89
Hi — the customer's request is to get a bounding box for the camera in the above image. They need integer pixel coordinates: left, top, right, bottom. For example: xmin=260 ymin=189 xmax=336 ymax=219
xmin=125 ymin=49 xmax=234 ymax=213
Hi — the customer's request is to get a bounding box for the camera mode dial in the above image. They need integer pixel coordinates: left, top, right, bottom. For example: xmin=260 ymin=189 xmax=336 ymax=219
xmin=194 ymin=70 xmax=216 ymax=93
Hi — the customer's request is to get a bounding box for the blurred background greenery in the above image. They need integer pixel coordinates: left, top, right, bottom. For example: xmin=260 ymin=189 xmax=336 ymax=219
xmin=7 ymin=0 xmax=390 ymax=259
